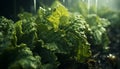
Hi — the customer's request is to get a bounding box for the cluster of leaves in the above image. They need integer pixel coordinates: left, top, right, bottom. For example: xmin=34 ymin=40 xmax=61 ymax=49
xmin=98 ymin=8 xmax=120 ymax=55
xmin=87 ymin=7 xmax=120 ymax=69
xmin=86 ymin=14 xmax=110 ymax=52
xmin=66 ymin=0 xmax=111 ymax=54
xmin=0 ymin=1 xmax=110 ymax=69
xmin=63 ymin=0 xmax=120 ymax=68
xmin=0 ymin=16 xmax=42 ymax=69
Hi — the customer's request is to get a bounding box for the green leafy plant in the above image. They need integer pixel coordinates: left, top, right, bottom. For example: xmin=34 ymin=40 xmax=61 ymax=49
xmin=0 ymin=1 xmax=110 ymax=69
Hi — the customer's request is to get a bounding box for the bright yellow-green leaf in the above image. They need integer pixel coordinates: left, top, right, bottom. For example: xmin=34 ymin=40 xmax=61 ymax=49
xmin=47 ymin=0 xmax=69 ymax=31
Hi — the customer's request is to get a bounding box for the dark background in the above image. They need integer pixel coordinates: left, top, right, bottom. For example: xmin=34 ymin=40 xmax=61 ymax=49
xmin=0 ymin=0 xmax=54 ymax=21
xmin=0 ymin=0 xmax=68 ymax=21
xmin=0 ymin=0 xmax=32 ymax=20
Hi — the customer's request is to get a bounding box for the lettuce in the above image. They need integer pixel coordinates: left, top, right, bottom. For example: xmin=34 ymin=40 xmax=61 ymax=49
xmin=0 ymin=1 xmax=110 ymax=69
